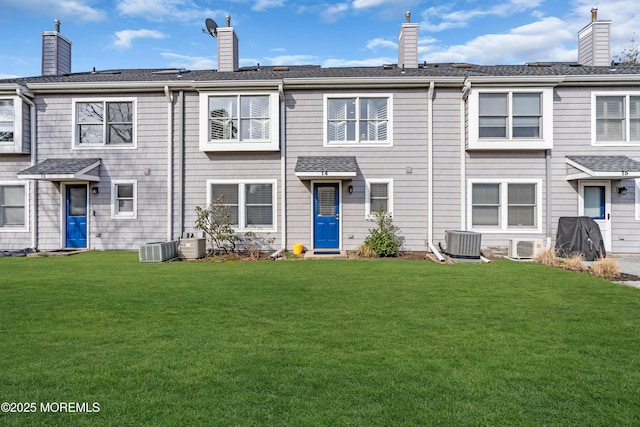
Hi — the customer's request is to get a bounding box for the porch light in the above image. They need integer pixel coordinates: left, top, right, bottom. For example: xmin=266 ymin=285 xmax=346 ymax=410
xmin=617 ymin=186 xmax=627 ymax=195
xmin=91 ymin=186 xmax=99 ymax=194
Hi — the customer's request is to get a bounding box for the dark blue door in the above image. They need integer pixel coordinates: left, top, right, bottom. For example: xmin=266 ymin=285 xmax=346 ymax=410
xmin=314 ymin=183 xmax=339 ymax=249
xmin=66 ymin=185 xmax=87 ymax=248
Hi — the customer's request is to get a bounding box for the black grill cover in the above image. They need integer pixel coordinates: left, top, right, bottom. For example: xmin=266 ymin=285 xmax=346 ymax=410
xmin=555 ymin=216 xmax=606 ymax=261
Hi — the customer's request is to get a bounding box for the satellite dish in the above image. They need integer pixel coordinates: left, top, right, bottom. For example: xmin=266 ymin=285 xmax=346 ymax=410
xmin=203 ymin=18 xmax=218 ymax=38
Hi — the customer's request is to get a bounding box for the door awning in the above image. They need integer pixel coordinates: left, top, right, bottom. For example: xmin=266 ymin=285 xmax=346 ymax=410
xmin=566 ymin=155 xmax=640 ymax=180
xmin=295 ymin=156 xmax=358 ymax=180
xmin=17 ymin=158 xmax=101 ymax=182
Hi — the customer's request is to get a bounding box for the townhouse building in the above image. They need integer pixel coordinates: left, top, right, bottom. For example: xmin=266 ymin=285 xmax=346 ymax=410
xmin=1 ymin=11 xmax=640 ymax=256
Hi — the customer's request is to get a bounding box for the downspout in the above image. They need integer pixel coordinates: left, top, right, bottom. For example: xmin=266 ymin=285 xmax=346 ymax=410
xmin=546 ymin=149 xmax=552 ymax=248
xmin=17 ymin=86 xmax=37 ymax=249
xmin=461 ymin=79 xmax=471 ymax=231
xmin=164 ymin=85 xmax=173 ymax=241
xmin=178 ymin=90 xmax=185 ymax=238
xmin=279 ymin=82 xmax=287 ymax=251
xmin=427 ymin=81 xmax=445 ymax=261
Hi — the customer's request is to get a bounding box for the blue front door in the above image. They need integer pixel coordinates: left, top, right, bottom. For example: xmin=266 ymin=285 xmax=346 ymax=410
xmin=66 ymin=185 xmax=87 ymax=248
xmin=314 ymin=183 xmax=339 ymax=249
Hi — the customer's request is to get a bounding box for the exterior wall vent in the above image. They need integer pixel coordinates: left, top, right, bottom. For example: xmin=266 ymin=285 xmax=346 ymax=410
xmin=139 ymin=241 xmax=178 ymax=262
xmin=445 ymin=230 xmax=481 ymax=259
xmin=508 ymin=239 xmax=544 ymax=259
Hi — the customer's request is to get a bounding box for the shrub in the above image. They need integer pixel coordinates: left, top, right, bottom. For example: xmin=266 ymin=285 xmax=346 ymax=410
xmin=590 ymin=257 xmax=620 ymax=280
xmin=355 ymin=242 xmax=377 ymax=258
xmin=533 ymin=247 xmax=558 ymax=266
xmin=194 ymin=196 xmax=238 ymax=255
xmin=239 ymin=232 xmax=275 ymax=261
xmin=563 ymin=253 xmax=588 ymax=272
xmin=356 ymin=207 xmax=404 ymax=257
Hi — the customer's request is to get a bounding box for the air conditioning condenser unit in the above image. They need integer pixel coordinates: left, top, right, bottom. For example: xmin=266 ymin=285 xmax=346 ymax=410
xmin=139 ymin=241 xmax=178 ymax=262
xmin=445 ymin=230 xmax=482 ymax=258
xmin=508 ymin=239 xmax=544 ymax=259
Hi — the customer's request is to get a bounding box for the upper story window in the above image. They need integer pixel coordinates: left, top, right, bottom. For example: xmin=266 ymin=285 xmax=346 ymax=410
xmin=73 ymin=99 xmax=136 ymax=149
xmin=199 ymin=92 xmax=279 ymax=152
xmin=593 ymin=93 xmax=640 ymax=145
xmin=468 ymin=88 xmax=552 ymax=150
xmin=468 ymin=179 xmax=541 ymax=233
xmin=207 ymin=180 xmax=277 ymax=232
xmin=324 ymin=94 xmax=393 ymax=147
xmin=0 ymin=182 xmax=27 ymax=231
xmin=0 ymin=99 xmax=14 ymax=143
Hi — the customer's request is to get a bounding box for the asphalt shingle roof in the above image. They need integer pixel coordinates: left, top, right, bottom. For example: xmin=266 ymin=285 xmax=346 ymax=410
xmin=566 ymin=155 xmax=640 ymax=172
xmin=18 ymin=158 xmax=101 ymax=175
xmin=295 ymin=156 xmax=358 ymax=173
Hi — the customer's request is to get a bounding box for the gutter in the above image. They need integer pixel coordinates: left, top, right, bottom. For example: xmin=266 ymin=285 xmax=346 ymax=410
xmin=426 ymin=81 xmax=445 ymax=262
xmin=164 ymin=85 xmax=173 ymax=241
xmin=16 ymin=85 xmax=38 ymax=249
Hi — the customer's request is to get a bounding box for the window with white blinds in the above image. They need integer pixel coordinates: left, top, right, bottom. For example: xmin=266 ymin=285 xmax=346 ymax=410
xmin=326 ymin=95 xmax=392 ymax=145
xmin=470 ymin=181 xmax=540 ymax=232
xmin=209 ymin=95 xmax=270 ymax=141
xmin=0 ymin=183 xmax=26 ymax=229
xmin=594 ymin=94 xmax=640 ymax=143
xmin=478 ymin=92 xmax=541 ymax=139
xmin=208 ymin=180 xmax=276 ymax=231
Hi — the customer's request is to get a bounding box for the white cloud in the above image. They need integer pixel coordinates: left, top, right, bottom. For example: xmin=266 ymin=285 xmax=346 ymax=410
xmin=366 ymin=38 xmax=397 ymax=51
xmin=323 ymin=57 xmax=395 ymax=67
xmin=2 ymin=0 xmax=106 ymax=21
xmin=352 ymin=0 xmax=387 ymax=9
xmin=252 ymin=0 xmax=285 ymax=12
xmin=424 ymin=17 xmax=575 ymax=65
xmin=160 ymin=52 xmax=216 ymax=70
xmin=116 ymin=0 xmax=221 ymax=22
xmin=321 ymin=3 xmax=350 ymax=23
xmin=113 ymin=29 xmax=167 ymax=49
xmin=264 ymin=55 xmax=319 ymax=66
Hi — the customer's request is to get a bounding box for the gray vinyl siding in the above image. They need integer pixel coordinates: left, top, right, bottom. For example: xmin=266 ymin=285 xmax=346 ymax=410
xmin=432 ymin=88 xmax=463 ymax=246
xmin=552 ymin=86 xmax=640 ymax=253
xmin=33 ymin=93 xmax=169 ymax=250
xmin=179 ymin=91 xmax=282 ymax=251
xmin=41 ymin=34 xmax=72 ymax=76
xmin=22 ymin=101 xmax=31 ymax=153
xmin=285 ymin=88 xmax=430 ymax=251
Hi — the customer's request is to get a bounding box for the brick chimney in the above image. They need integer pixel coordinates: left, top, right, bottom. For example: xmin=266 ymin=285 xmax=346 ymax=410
xmin=42 ymin=19 xmax=72 ymax=76
xmin=398 ymin=11 xmax=419 ymax=69
xmin=577 ymin=8 xmax=611 ymax=66
xmin=217 ymin=15 xmax=239 ymax=72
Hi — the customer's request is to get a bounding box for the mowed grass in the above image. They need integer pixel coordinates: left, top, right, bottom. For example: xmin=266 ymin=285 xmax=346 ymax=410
xmin=1 ymin=252 xmax=639 ymax=426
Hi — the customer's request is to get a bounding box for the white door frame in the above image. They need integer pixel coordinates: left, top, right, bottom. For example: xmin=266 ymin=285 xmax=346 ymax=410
xmin=578 ymin=180 xmax=611 ymax=252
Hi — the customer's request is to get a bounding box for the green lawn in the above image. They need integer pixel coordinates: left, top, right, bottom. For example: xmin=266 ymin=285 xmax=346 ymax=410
xmin=1 ymin=252 xmax=639 ymax=426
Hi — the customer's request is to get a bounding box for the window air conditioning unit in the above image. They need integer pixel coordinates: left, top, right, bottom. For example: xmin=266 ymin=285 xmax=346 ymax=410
xmin=139 ymin=241 xmax=178 ymax=262
xmin=508 ymin=239 xmax=544 ymax=259
xmin=445 ymin=230 xmax=482 ymax=258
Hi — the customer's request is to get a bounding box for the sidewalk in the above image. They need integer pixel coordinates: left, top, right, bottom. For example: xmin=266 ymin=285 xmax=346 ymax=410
xmin=611 ymin=254 xmax=640 ymax=289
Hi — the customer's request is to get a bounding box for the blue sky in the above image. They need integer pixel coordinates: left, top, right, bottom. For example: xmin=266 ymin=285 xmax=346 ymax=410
xmin=0 ymin=0 xmax=638 ymax=78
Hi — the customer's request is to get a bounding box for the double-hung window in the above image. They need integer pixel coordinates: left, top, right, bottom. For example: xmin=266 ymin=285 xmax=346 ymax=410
xmin=0 ymin=183 xmax=27 ymax=231
xmin=0 ymin=96 xmax=27 ymax=154
xmin=325 ymin=94 xmax=392 ymax=146
xmin=365 ymin=179 xmax=393 ymax=217
xmin=469 ymin=180 xmax=540 ymax=232
xmin=0 ymin=99 xmax=14 ymax=143
xmin=200 ymin=92 xmax=279 ymax=151
xmin=593 ymin=93 xmax=640 ymax=144
xmin=111 ymin=180 xmax=137 ymax=219
xmin=468 ymin=88 xmax=552 ymax=149
xmin=207 ymin=180 xmax=276 ymax=231
xmin=73 ymin=99 xmax=135 ymax=148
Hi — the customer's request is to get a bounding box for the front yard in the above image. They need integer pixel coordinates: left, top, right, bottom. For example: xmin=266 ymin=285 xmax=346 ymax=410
xmin=1 ymin=252 xmax=639 ymax=426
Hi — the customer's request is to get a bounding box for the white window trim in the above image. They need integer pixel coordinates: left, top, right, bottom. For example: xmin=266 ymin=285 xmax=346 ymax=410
xmin=323 ymin=93 xmax=394 ymax=147
xmin=0 ymin=180 xmax=29 ymax=232
xmin=199 ymin=91 xmax=280 ymax=152
xmin=468 ymin=88 xmax=553 ymax=150
xmin=0 ymin=96 xmax=24 ymax=153
xmin=206 ymin=179 xmax=277 ymax=232
xmin=111 ymin=180 xmax=138 ymax=219
xmin=365 ymin=178 xmax=394 ymax=218
xmin=591 ymin=91 xmax=640 ymax=146
xmin=71 ymin=97 xmax=137 ymax=150
xmin=467 ymin=179 xmax=542 ymax=233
